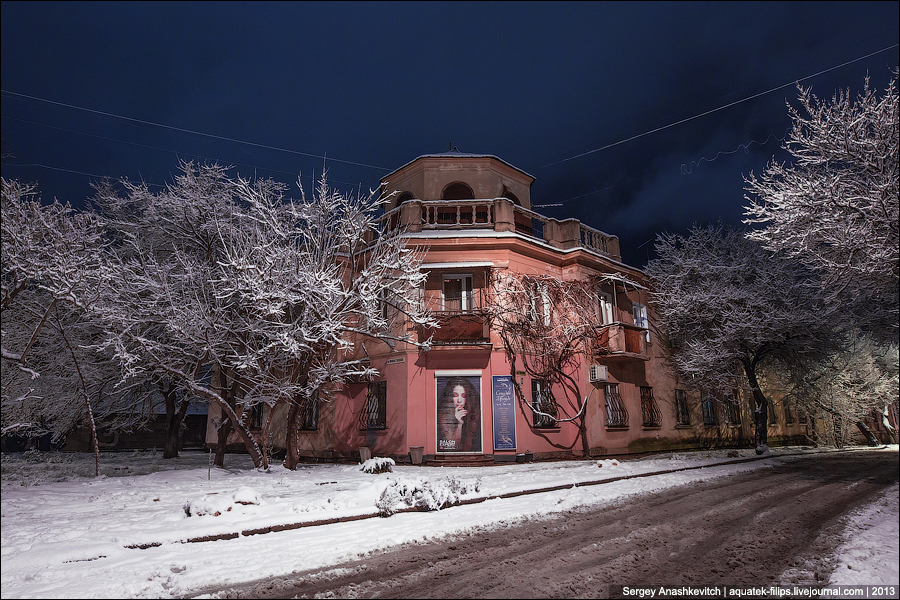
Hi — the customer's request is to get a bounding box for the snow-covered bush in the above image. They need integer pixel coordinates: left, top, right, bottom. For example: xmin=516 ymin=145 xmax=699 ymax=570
xmin=360 ymin=457 xmax=394 ymax=474
xmin=375 ymin=476 xmax=480 ymax=517
xmin=184 ymin=487 xmax=261 ymax=516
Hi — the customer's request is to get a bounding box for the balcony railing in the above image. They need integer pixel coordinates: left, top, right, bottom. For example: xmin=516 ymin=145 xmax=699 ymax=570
xmin=380 ymin=197 xmax=620 ymax=261
xmin=417 ymin=311 xmax=491 ymax=346
xmin=595 ymin=323 xmax=649 ymax=360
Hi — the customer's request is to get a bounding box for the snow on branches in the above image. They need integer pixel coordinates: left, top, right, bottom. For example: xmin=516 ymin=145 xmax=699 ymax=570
xmin=91 ymin=162 xmax=431 ymax=469
xmin=647 ymin=224 xmax=837 ymax=451
xmin=744 ymin=71 xmax=899 ymax=341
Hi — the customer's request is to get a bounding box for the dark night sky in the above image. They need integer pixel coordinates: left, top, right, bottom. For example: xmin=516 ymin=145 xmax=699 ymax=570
xmin=2 ymin=1 xmax=897 ymax=267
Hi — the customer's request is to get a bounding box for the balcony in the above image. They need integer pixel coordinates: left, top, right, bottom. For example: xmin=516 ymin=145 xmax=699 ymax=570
xmin=381 ymin=197 xmax=620 ymax=261
xmin=417 ymin=311 xmax=491 ymax=347
xmin=595 ymin=323 xmax=649 ymax=361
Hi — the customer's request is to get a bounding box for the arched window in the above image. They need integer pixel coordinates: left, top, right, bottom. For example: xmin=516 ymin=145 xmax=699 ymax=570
xmin=502 ymin=186 xmax=521 ymax=206
xmin=442 ymin=182 xmax=475 ymax=200
xmin=397 ymin=192 xmax=415 ymax=204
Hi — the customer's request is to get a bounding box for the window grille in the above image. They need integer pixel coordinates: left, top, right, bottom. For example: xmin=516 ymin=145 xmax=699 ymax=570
xmin=674 ymin=389 xmax=690 ymax=426
xmin=297 ymin=396 xmax=319 ymax=431
xmin=798 ymin=408 xmax=808 ymax=424
xmin=359 ymin=381 xmax=387 ymax=430
xmin=724 ymin=396 xmax=741 ymax=426
xmin=531 ymin=379 xmax=557 ymax=428
xmin=640 ymin=386 xmax=662 ymax=427
xmin=702 ymin=397 xmax=718 ymax=426
xmin=604 ymin=384 xmax=628 ymax=428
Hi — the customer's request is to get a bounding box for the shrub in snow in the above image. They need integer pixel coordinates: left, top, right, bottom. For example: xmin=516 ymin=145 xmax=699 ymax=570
xmin=360 ymin=457 xmax=394 ymax=474
xmin=232 ymin=487 xmax=261 ymax=505
xmin=375 ymin=476 xmax=480 ymax=517
xmin=184 ymin=494 xmax=234 ymax=517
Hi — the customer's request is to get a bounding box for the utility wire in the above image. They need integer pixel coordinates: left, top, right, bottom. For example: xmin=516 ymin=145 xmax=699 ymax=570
xmin=541 ymin=43 xmax=899 ymax=169
xmin=0 ymin=89 xmax=391 ymax=171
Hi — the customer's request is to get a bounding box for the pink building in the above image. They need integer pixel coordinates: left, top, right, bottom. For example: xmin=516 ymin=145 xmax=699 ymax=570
xmin=207 ymin=152 xmax=814 ymax=463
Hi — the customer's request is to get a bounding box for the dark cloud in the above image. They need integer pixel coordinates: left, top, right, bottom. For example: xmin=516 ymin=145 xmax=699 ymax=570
xmin=3 ymin=1 xmax=897 ymax=266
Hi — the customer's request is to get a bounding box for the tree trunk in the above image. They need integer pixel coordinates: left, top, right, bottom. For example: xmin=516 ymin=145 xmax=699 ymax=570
xmin=741 ymin=358 xmax=769 ymax=453
xmin=214 ymin=415 xmax=232 ymax=467
xmin=284 ymin=402 xmax=301 ymax=471
xmin=162 ymin=383 xmax=189 ymax=459
xmin=855 ymin=421 xmax=879 ymax=446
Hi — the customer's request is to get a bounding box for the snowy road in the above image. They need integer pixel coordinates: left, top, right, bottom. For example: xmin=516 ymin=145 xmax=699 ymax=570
xmin=199 ymin=450 xmax=898 ymax=598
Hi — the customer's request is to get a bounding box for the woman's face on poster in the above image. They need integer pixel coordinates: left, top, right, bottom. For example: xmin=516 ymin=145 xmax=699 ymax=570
xmin=451 ymin=385 xmax=467 ymax=409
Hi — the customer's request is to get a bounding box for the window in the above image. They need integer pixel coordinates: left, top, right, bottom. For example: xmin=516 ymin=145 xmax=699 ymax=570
xmin=767 ymin=400 xmax=777 ymax=425
xmin=640 ymin=386 xmax=662 ymax=427
xmin=674 ymin=389 xmax=690 ymax=426
xmin=531 ymin=379 xmax=557 ymax=428
xmin=598 ymin=291 xmax=614 ymax=325
xmin=798 ymin=408 xmax=808 ymax=424
xmin=604 ymin=384 xmax=628 ymax=428
xmin=702 ymin=397 xmax=718 ymax=426
xmin=360 ymin=381 xmax=387 ymax=430
xmin=442 ymin=274 xmax=474 ymax=312
xmin=442 ymin=181 xmax=475 ymax=200
xmin=724 ymin=395 xmax=741 ymax=426
xmin=632 ymin=302 xmax=649 ymax=341
xmin=297 ymin=396 xmax=319 ymax=431
xmin=783 ymin=401 xmax=794 ymax=425
xmin=249 ymin=402 xmax=264 ymax=430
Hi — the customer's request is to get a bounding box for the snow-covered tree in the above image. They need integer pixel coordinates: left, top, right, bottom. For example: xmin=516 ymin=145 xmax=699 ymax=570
xmin=1 ymin=178 xmax=121 ymax=472
xmin=485 ymin=272 xmax=602 ymax=456
xmin=744 ymin=72 xmax=899 ymax=342
xmin=92 ymin=163 xmax=432 ymax=469
xmin=770 ymin=330 xmax=899 ymax=447
xmin=646 ymin=224 xmax=837 ymax=453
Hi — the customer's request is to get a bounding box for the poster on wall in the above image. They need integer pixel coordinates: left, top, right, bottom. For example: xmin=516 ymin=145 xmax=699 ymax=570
xmin=491 ymin=375 xmax=517 ymax=451
xmin=436 ymin=374 xmax=482 ymax=453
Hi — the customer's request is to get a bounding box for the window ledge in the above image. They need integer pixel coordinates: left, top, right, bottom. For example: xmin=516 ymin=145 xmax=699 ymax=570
xmin=605 ymin=426 xmax=629 ymax=431
xmin=641 ymin=425 xmax=662 ymax=431
xmin=675 ymin=424 xmax=692 ymax=429
xmin=533 ymin=427 xmax=562 ymax=432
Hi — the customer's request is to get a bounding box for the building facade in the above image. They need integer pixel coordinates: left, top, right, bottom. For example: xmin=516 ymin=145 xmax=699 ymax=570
xmin=206 ymin=152 xmax=815 ymax=463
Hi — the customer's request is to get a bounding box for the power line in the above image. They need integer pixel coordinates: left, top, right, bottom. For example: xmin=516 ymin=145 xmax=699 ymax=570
xmin=0 ymin=89 xmax=391 ymax=172
xmin=0 ymin=115 xmax=368 ymax=189
xmin=541 ymin=43 xmax=899 ymax=169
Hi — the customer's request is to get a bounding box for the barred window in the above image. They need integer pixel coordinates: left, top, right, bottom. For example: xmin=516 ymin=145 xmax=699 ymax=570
xmin=724 ymin=396 xmax=741 ymax=426
xmin=674 ymin=389 xmax=691 ymax=426
xmin=783 ymin=400 xmax=795 ymax=425
xmin=702 ymin=397 xmax=718 ymax=426
xmin=798 ymin=408 xmax=808 ymax=424
xmin=360 ymin=381 xmax=387 ymax=430
xmin=640 ymin=386 xmax=662 ymax=427
xmin=767 ymin=400 xmax=778 ymax=425
xmin=249 ymin=402 xmax=264 ymax=430
xmin=297 ymin=396 xmax=319 ymax=431
xmin=531 ymin=379 xmax=557 ymax=428
xmin=604 ymin=384 xmax=628 ymax=428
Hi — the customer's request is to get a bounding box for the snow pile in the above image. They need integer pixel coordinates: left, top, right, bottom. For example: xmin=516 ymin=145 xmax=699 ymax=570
xmin=376 ymin=475 xmax=481 ymax=516
xmin=360 ymin=457 xmax=395 ymax=474
xmin=184 ymin=487 xmax=261 ymax=516
xmin=596 ymin=459 xmax=620 ymax=469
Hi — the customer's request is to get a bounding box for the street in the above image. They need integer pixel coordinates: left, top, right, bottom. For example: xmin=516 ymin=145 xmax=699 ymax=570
xmin=199 ymin=450 xmax=898 ymax=598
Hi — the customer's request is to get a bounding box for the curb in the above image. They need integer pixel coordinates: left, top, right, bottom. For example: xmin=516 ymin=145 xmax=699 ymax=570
xmin=124 ymin=445 xmax=890 ymax=549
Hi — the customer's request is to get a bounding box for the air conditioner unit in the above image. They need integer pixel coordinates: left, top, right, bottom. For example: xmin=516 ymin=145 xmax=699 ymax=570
xmin=588 ymin=364 xmax=608 ymax=383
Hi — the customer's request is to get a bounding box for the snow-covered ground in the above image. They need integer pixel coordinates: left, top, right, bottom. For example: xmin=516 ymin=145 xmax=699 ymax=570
xmin=1 ymin=445 xmax=897 ymax=599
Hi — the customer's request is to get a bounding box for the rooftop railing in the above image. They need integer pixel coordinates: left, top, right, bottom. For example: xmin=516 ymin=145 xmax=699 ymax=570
xmin=380 ymin=197 xmax=620 ymax=261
